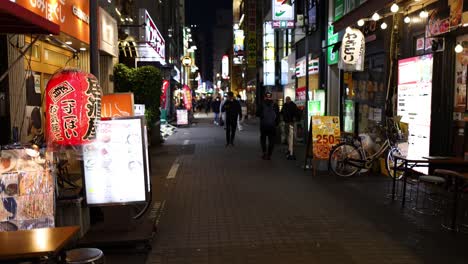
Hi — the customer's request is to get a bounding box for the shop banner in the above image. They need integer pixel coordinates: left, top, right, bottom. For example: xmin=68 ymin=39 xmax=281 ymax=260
xmin=160 ymin=80 xmax=169 ymax=109
xmin=101 ymin=93 xmax=135 ymax=118
xmin=334 ymin=0 xmax=367 ymax=22
xmin=339 ymin=28 xmax=365 ymax=72
xmin=0 ymin=148 xmax=54 ymax=231
xmin=272 ymin=0 xmax=295 ymax=21
xmin=296 ymin=86 xmax=306 ymax=107
xmin=15 ymin=0 xmax=90 ymax=44
xmin=312 ymin=116 xmax=340 ymax=160
xmin=427 ymin=0 xmax=463 ymax=37
xmin=45 ymin=69 xmax=101 ymax=146
xmin=182 ymin=85 xmax=192 ymax=111
xmin=83 ymin=117 xmax=148 ymax=205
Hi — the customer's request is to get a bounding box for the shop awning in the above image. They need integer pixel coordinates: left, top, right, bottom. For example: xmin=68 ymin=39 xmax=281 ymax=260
xmin=0 ymin=1 xmax=60 ymax=35
xmin=333 ymin=0 xmax=393 ymax=33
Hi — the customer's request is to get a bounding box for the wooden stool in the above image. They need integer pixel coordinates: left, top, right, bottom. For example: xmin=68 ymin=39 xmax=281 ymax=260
xmin=66 ymin=248 xmax=105 ymax=264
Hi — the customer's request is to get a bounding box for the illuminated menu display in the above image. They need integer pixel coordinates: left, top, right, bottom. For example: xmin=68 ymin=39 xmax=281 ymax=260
xmin=83 ymin=117 xmax=148 ymax=205
xmin=397 ymin=54 xmax=433 ymax=172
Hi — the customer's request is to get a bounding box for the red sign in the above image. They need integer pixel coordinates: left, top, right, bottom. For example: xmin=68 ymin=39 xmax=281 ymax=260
xmin=160 ymin=80 xmax=169 ymax=109
xmin=182 ymin=85 xmax=192 ymax=111
xmin=45 ymin=68 xmax=101 ymax=146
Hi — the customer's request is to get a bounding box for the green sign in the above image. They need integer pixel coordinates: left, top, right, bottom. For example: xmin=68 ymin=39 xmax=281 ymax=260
xmin=334 ymin=0 xmax=344 ymax=21
xmin=334 ymin=0 xmax=367 ymax=22
xmin=327 ymin=26 xmax=339 ymax=65
xmin=307 ymin=100 xmax=321 ymax=131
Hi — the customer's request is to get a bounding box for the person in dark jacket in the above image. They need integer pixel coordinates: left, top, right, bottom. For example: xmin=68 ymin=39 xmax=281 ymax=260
xmin=281 ymin=96 xmax=298 ymax=159
xmin=257 ymin=91 xmax=280 ymax=160
xmin=212 ymin=96 xmax=221 ymax=125
xmin=221 ymin=92 xmax=242 ymax=146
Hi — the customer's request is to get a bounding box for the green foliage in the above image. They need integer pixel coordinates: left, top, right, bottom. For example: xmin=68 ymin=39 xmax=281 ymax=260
xmin=113 ymin=64 xmax=163 ymax=126
xmin=113 ymin=63 xmax=134 ymax=92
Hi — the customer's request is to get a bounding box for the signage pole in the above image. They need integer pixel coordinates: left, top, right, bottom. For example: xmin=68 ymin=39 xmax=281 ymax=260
xmin=90 ymin=0 xmax=99 ymax=78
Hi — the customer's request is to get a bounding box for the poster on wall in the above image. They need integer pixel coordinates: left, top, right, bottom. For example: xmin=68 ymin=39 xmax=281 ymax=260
xmin=0 ymin=148 xmax=54 ymax=231
xmin=397 ymin=54 xmax=433 ymax=173
xmin=176 ymin=109 xmax=189 ymax=126
xmin=101 ymin=93 xmax=135 ymax=118
xmin=83 ymin=117 xmax=148 ymax=206
xmin=455 ymin=35 xmax=468 ymax=109
xmin=311 ymin=116 xmax=340 ymax=160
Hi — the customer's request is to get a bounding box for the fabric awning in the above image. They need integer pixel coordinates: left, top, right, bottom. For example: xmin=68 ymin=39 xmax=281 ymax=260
xmin=333 ymin=0 xmax=393 ymax=33
xmin=0 ymin=1 xmax=60 ymax=35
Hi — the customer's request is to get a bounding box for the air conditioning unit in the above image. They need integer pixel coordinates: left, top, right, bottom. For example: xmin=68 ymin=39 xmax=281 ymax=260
xmin=296 ymin=14 xmax=304 ymax=27
xmin=431 ymin=38 xmax=445 ymax=52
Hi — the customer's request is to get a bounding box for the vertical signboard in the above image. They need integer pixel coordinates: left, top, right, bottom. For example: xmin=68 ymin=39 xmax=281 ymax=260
xmin=327 ymin=26 xmax=339 ymax=65
xmin=263 ymin=21 xmax=275 ymax=86
xmin=222 ymin=55 xmax=229 ymax=79
xmin=138 ymin=9 xmax=166 ymax=64
xmin=246 ymin=0 xmax=257 ymax=68
xmin=397 ymin=54 xmax=433 ymax=173
xmin=312 ymin=116 xmax=340 ymax=159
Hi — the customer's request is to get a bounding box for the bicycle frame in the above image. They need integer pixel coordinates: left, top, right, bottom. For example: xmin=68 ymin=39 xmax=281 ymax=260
xmin=345 ymin=139 xmax=391 ymax=169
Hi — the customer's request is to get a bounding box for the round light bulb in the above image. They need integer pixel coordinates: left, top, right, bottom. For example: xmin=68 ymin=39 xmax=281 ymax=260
xmin=357 ymin=19 xmax=365 ymax=27
xmin=372 ymin=12 xmax=380 ymax=21
xmin=381 ymin=22 xmax=388 ymax=30
xmin=404 ymin=16 xmax=411 ymax=23
xmin=391 ymin=3 xmax=399 ymax=13
xmin=419 ymin=10 xmax=428 ymax=18
xmin=455 ymin=44 xmax=464 ymax=53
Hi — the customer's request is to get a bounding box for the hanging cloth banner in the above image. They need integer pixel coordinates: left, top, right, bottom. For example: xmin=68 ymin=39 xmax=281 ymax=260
xmin=339 ymin=27 xmax=365 ymax=72
xmin=182 ymin=85 xmax=192 ymax=111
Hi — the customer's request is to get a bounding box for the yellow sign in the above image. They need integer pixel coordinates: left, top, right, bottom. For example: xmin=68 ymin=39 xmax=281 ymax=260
xmin=312 ymin=116 xmax=340 ymax=159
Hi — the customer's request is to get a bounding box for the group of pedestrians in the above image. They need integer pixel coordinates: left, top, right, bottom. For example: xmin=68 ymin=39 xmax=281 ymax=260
xmin=218 ymin=90 xmax=299 ymax=161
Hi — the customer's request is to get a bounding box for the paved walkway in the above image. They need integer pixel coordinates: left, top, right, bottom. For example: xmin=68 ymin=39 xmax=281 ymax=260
xmin=142 ymin=116 xmax=468 ymax=264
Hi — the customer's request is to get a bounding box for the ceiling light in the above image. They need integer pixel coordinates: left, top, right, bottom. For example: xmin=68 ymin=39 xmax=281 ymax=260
xmin=80 ymin=47 xmax=86 ymax=51
xmin=404 ymin=16 xmax=411 ymax=23
xmin=381 ymin=22 xmax=388 ymax=29
xmin=372 ymin=12 xmax=380 ymax=21
xmin=65 ymin=41 xmax=72 ymax=45
xmin=391 ymin=3 xmax=399 ymax=13
xmin=357 ymin=19 xmax=365 ymax=27
xmin=455 ymin=43 xmax=463 ymax=53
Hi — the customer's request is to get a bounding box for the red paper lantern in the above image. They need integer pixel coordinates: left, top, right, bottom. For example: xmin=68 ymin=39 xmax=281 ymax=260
xmin=45 ymin=68 xmax=101 ymax=146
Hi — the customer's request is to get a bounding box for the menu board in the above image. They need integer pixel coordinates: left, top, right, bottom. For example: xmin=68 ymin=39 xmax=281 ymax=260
xmin=312 ymin=116 xmax=341 ymax=159
xmin=83 ymin=117 xmax=148 ymax=205
xmin=0 ymin=148 xmax=54 ymax=231
xmin=176 ymin=109 xmax=188 ymax=125
xmin=397 ymin=54 xmax=433 ymax=173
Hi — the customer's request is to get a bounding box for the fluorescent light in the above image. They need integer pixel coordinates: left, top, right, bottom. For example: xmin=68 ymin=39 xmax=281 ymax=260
xmin=80 ymin=47 xmax=86 ymax=51
xmin=239 ymin=14 xmax=245 ymax=26
xmin=65 ymin=41 xmax=72 ymax=45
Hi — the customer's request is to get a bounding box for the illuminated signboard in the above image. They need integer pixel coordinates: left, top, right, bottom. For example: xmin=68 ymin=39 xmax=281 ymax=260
xmin=222 ymin=55 xmax=229 ymax=79
xmin=272 ymin=0 xmax=295 ymax=21
xmin=339 ymin=27 xmax=365 ymax=72
xmin=138 ymin=9 xmax=166 ymax=64
xmin=263 ymin=21 xmax=275 ymax=86
xmin=83 ymin=117 xmax=149 ymax=206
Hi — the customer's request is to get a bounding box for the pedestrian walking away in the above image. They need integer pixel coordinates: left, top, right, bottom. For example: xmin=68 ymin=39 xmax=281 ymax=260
xmin=281 ymin=96 xmax=298 ymax=160
xmin=257 ymin=91 xmax=279 ymax=160
xmin=212 ymin=96 xmax=221 ymax=125
xmin=221 ymin=91 xmax=242 ymax=147
xmin=237 ymin=95 xmax=247 ymax=131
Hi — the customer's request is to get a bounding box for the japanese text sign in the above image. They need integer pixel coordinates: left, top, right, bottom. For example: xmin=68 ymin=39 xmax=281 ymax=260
xmin=312 ymin=116 xmax=340 ymax=159
xmin=272 ymin=0 xmax=295 ymax=21
xmin=339 ymin=28 xmax=365 ymax=72
xmin=45 ymin=68 xmax=101 ymax=146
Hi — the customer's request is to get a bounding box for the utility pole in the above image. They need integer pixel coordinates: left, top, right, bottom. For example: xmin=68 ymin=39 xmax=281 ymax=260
xmin=90 ymin=0 xmax=99 ymax=78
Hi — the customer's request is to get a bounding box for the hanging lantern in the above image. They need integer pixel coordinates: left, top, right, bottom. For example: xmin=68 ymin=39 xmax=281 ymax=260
xmin=45 ymin=68 xmax=102 ymax=146
xmin=339 ymin=28 xmax=365 ymax=72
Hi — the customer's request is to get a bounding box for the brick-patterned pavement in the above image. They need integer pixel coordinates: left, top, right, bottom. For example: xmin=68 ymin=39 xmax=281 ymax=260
xmin=143 ymin=117 xmax=468 ymax=264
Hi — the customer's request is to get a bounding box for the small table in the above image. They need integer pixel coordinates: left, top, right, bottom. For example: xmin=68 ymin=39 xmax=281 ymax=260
xmin=0 ymin=226 xmax=80 ymax=262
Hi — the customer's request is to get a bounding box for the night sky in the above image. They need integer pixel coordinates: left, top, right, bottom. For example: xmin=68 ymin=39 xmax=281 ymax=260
xmin=186 ymin=0 xmax=232 ymax=82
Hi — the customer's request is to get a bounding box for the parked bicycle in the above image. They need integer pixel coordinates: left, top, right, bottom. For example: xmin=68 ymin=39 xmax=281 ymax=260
xmin=328 ymin=118 xmax=404 ymax=178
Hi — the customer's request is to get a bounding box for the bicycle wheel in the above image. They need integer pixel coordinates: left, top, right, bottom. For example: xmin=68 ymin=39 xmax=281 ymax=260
xmin=385 ymin=147 xmax=404 ymax=179
xmin=329 ymin=143 xmax=363 ymax=177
